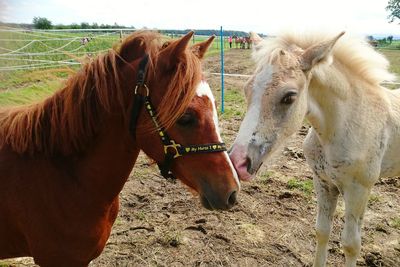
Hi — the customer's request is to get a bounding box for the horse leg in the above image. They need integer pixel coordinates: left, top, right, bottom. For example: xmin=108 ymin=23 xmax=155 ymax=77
xmin=313 ymin=177 xmax=339 ymax=267
xmin=341 ymin=181 xmax=371 ymax=267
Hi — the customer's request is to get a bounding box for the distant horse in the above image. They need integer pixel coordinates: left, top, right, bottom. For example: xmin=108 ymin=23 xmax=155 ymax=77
xmin=233 ymin=36 xmax=242 ymax=49
xmin=244 ymin=36 xmax=252 ymax=49
xmin=230 ymin=31 xmax=399 ymax=267
xmin=0 ymin=31 xmax=239 ymax=267
xmin=233 ymin=36 xmax=252 ymax=49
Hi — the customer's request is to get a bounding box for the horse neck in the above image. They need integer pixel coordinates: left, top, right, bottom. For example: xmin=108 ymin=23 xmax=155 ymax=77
xmin=305 ymin=65 xmax=378 ymax=143
xmin=75 ymin=113 xmax=140 ymax=204
xmin=71 ymin=64 xmax=141 ymax=203
xmin=47 ymin=60 xmax=139 ymax=203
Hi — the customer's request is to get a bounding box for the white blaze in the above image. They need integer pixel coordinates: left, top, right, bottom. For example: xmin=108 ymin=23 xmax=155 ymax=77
xmin=196 ymin=81 xmax=240 ymax=189
xmin=234 ymin=65 xmax=274 ymax=146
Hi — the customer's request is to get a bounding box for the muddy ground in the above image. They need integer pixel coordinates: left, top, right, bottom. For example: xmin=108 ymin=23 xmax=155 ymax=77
xmin=3 ymin=49 xmax=400 ymax=266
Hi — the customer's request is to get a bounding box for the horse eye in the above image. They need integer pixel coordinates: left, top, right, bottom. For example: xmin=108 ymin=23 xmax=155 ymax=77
xmin=281 ymin=91 xmax=298 ymax=105
xmin=177 ymin=112 xmax=197 ymax=127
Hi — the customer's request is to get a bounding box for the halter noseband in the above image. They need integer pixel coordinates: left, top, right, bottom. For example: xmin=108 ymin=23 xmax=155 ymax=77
xmin=130 ymin=54 xmax=227 ymax=180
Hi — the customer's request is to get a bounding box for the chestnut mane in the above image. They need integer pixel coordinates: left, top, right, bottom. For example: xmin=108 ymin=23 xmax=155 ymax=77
xmin=0 ymin=31 xmax=202 ymax=156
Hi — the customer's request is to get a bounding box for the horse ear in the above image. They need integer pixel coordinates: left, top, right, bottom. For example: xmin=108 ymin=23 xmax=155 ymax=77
xmin=300 ymin=31 xmax=345 ymax=72
xmin=191 ymin=35 xmax=215 ymax=59
xmin=119 ymin=36 xmax=147 ymax=62
xmin=158 ymin=31 xmax=194 ymax=69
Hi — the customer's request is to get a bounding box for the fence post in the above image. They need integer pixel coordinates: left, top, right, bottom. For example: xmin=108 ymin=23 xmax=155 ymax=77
xmin=220 ymin=26 xmax=224 ymax=114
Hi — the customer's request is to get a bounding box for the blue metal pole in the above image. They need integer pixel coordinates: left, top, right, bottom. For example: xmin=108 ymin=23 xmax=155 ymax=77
xmin=220 ymin=26 xmax=225 ymax=113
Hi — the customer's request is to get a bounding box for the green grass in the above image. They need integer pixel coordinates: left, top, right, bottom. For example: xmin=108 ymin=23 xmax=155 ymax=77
xmin=381 ymin=50 xmax=400 ymax=78
xmin=159 ymin=230 xmax=183 ymax=247
xmin=135 ymin=211 xmax=146 ymax=221
xmin=258 ymin=171 xmax=275 ymax=184
xmin=0 ymin=68 xmax=68 ymax=106
xmin=218 ymin=87 xmax=246 ymax=120
xmin=0 ymin=30 xmax=228 ymax=107
xmin=0 ymin=81 xmax=60 ymax=106
xmin=391 ymin=217 xmax=400 ymax=230
xmin=287 ymin=178 xmax=313 ymax=195
xmin=368 ymin=194 xmax=381 ymax=207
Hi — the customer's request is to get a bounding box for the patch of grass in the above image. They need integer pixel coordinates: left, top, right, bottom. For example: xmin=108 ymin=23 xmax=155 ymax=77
xmin=380 ymin=49 xmax=400 ymax=78
xmin=258 ymin=170 xmax=275 ymax=184
xmin=368 ymin=194 xmax=381 ymax=207
xmin=390 ymin=217 xmax=400 ymax=230
xmin=287 ymin=178 xmax=313 ymax=195
xmin=135 ymin=211 xmax=146 ymax=221
xmin=159 ymin=230 xmax=183 ymax=247
xmin=218 ymin=87 xmax=246 ymax=120
xmin=0 ymin=80 xmax=61 ymax=106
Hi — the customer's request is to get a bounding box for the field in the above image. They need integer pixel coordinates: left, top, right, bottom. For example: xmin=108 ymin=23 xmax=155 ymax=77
xmin=0 ymin=37 xmax=400 ymax=266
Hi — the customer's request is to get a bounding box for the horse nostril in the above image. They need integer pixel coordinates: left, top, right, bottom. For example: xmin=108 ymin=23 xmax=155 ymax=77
xmin=246 ymin=156 xmax=252 ymax=173
xmin=227 ymin=191 xmax=237 ymax=207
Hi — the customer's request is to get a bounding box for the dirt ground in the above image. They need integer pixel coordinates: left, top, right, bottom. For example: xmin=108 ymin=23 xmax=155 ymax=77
xmin=2 ymin=49 xmax=400 ymax=267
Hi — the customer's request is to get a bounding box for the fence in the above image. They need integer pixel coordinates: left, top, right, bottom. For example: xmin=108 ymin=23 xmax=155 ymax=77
xmin=0 ymin=28 xmax=232 ymax=72
xmin=1 ymin=27 xmax=399 ymax=112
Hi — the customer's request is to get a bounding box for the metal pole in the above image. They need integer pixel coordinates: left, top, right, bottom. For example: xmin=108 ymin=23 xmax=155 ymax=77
xmin=220 ymin=26 xmax=225 ymax=113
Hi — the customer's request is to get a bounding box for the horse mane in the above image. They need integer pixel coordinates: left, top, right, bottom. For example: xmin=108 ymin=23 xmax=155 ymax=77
xmin=253 ymin=31 xmax=396 ymax=86
xmin=0 ymin=31 xmax=202 ymax=156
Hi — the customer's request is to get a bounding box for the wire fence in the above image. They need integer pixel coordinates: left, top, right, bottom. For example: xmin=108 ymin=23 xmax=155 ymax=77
xmin=1 ymin=28 xmax=399 ymax=88
xmin=0 ymin=28 xmax=231 ymax=72
xmin=0 ymin=28 xmax=139 ymax=71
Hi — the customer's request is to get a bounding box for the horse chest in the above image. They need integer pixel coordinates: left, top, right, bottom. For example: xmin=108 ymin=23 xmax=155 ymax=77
xmin=304 ymin=130 xmax=355 ymax=187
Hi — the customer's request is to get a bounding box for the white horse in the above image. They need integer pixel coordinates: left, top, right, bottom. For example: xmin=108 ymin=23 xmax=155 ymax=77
xmin=229 ymin=31 xmax=399 ymax=267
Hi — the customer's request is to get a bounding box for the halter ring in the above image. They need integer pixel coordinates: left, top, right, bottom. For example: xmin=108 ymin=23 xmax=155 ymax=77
xmin=134 ymin=84 xmax=149 ymax=96
xmin=164 ymin=140 xmax=183 ymax=159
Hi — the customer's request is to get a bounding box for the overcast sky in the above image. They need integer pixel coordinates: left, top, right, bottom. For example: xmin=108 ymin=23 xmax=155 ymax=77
xmin=1 ymin=0 xmax=399 ymax=35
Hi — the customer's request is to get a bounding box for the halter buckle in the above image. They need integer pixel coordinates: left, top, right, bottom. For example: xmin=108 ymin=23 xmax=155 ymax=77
xmin=134 ymin=84 xmax=149 ymax=96
xmin=164 ymin=140 xmax=182 ymax=159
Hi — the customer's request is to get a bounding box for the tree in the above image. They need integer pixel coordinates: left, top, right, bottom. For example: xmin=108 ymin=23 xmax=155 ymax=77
xmin=70 ymin=23 xmax=80 ymax=29
xmin=80 ymin=22 xmax=90 ymax=29
xmin=386 ymin=0 xmax=400 ymax=23
xmin=33 ymin=17 xmax=52 ymax=29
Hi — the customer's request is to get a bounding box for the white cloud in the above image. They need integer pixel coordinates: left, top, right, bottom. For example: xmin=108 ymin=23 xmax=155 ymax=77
xmin=3 ymin=0 xmax=399 ymax=35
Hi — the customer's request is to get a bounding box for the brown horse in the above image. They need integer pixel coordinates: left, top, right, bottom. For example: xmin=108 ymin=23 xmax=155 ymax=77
xmin=0 ymin=31 xmax=239 ymax=267
xmin=233 ymin=36 xmax=252 ymax=49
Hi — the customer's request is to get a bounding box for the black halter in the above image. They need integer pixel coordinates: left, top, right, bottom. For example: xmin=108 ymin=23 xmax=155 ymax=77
xmin=130 ymin=54 xmax=227 ymax=180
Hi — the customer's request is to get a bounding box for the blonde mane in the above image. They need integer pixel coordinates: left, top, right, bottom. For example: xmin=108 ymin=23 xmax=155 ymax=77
xmin=253 ymin=31 xmax=396 ymax=86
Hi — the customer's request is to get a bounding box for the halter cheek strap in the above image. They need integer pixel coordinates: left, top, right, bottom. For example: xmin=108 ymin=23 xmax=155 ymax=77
xmin=131 ymin=54 xmax=227 ymax=180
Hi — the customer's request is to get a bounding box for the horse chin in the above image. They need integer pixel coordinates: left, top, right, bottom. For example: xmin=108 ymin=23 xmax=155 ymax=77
xmin=200 ymin=195 xmax=214 ymax=211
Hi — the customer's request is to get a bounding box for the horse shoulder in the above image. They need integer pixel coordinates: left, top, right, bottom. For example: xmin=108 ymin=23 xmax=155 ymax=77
xmin=303 ymin=128 xmax=329 ymax=180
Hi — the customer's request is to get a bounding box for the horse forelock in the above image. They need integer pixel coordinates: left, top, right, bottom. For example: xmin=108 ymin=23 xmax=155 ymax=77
xmin=253 ymin=31 xmax=396 ymax=87
xmin=150 ymin=40 xmax=202 ymax=131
